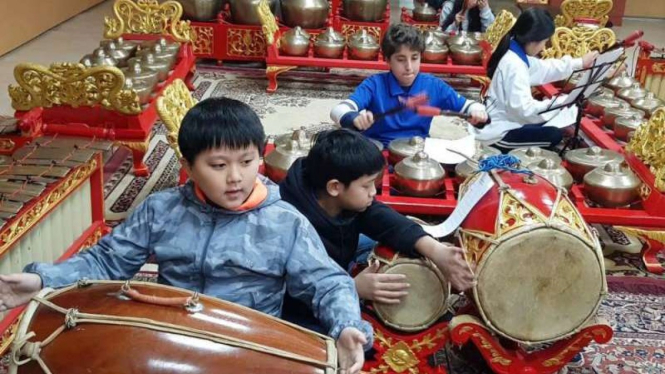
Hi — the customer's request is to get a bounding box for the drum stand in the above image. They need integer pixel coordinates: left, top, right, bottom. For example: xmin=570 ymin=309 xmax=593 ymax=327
xmin=449 ymin=315 xmax=613 ymax=374
xmin=361 ymin=311 xmax=451 ymax=374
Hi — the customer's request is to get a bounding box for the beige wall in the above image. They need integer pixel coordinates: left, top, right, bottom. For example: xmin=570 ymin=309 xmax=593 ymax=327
xmin=625 ymin=0 xmax=665 ymax=18
xmin=0 ymin=0 xmax=105 ymax=56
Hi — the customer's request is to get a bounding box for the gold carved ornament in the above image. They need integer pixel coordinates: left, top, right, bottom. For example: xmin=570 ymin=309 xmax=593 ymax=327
xmin=342 ymin=25 xmax=382 ymax=41
xmin=0 ymin=319 xmax=19 ymax=355
xmin=457 ymin=326 xmax=512 ymax=366
xmin=104 ymin=0 xmax=195 ymax=43
xmin=257 ymin=0 xmax=279 ymax=47
xmin=78 ymin=226 xmax=107 ymax=252
xmin=554 ymin=0 xmax=614 ymax=28
xmin=227 ymin=29 xmax=267 ymax=57
xmin=0 ymin=158 xmax=98 ymax=256
xmin=626 ymin=107 xmax=665 ymax=192
xmin=371 ymin=328 xmax=446 ymax=373
xmin=8 ymin=63 xmax=141 ymax=115
xmin=541 ymin=26 xmax=616 ymax=59
xmin=484 ymin=10 xmax=517 ymax=52
xmin=156 ymin=79 xmax=198 ymax=159
xmin=614 ymin=226 xmax=665 ymax=248
xmin=191 ymin=25 xmax=214 ymax=55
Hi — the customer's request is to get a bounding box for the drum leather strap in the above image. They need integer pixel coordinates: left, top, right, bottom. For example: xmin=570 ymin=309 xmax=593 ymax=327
xmin=12 ymin=296 xmax=337 ymax=373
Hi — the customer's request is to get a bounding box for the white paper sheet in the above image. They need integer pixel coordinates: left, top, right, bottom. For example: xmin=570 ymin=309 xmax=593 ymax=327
xmin=424 ymin=134 xmax=476 ymax=165
xmin=420 ymin=172 xmax=495 ymax=238
xmin=543 ymin=105 xmax=578 ymax=128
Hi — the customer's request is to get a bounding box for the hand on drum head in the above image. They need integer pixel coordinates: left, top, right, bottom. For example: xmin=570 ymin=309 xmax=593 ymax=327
xmin=0 ymin=273 xmax=43 ymax=311
xmin=337 ymin=327 xmax=367 ymax=374
xmin=353 ymin=261 xmax=410 ymax=304
xmin=428 ymin=243 xmax=476 ymax=292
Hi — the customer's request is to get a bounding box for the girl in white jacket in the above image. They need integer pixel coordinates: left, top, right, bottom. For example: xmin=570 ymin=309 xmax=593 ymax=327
xmin=474 ymin=8 xmax=598 ymax=153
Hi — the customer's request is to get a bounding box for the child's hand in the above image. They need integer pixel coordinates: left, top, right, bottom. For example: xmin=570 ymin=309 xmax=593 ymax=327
xmin=455 ymin=13 xmax=466 ymax=25
xmin=337 ymin=327 xmax=367 ymax=374
xmin=354 ymin=261 xmax=409 ymax=304
xmin=0 ymin=273 xmax=42 ymax=311
xmin=429 ymin=243 xmax=475 ymax=292
xmin=468 ymin=102 xmax=489 ymax=126
xmin=582 ymin=51 xmax=600 ymax=68
xmin=478 ymin=0 xmax=489 ymax=9
xmin=353 ymin=111 xmax=375 ymax=130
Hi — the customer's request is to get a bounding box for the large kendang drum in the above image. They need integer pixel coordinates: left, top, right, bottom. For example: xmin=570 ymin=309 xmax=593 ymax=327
xmin=10 ymin=281 xmax=337 ymax=374
xmin=457 ymin=171 xmax=606 ymax=344
xmin=367 ymin=245 xmax=450 ymax=332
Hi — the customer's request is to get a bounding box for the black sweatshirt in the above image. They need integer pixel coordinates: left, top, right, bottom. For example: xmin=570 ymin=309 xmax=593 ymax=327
xmin=278 ymin=158 xmax=428 ymax=332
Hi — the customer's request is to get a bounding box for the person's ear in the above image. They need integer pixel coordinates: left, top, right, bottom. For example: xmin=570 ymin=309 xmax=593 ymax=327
xmin=326 ymin=179 xmax=344 ymax=197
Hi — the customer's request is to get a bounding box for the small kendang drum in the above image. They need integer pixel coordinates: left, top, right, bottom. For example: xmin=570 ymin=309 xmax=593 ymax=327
xmin=11 ymin=281 xmax=336 ymax=374
xmin=368 ymin=245 xmax=450 ymax=332
xmin=457 ymin=171 xmax=607 ymax=344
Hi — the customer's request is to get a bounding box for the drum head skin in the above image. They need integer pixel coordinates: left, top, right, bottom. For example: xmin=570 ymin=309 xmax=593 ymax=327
xmin=374 ymin=261 xmax=449 ymax=332
xmin=475 ymin=228 xmax=604 ymax=343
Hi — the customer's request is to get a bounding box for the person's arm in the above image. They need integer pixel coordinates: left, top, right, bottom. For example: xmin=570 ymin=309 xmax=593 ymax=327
xmin=499 ymin=63 xmax=560 ymax=123
xmin=23 ymin=197 xmax=155 ymax=288
xmin=479 ymin=1 xmax=495 ymax=32
xmin=357 ymin=202 xmax=426 ymax=257
xmin=434 ymin=79 xmax=488 ymax=124
xmin=528 ymin=55 xmax=584 ymax=86
xmin=439 ymin=1 xmax=457 ymax=33
xmin=330 ymin=78 xmax=375 ymax=130
xmin=284 ymin=216 xmax=373 ymax=346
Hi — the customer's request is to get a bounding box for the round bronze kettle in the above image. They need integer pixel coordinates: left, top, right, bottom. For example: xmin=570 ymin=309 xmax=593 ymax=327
xmin=102 ymin=40 xmax=132 ymax=67
xmin=564 ymin=146 xmax=624 ymax=181
xmin=585 ymin=90 xmax=624 ymax=118
xmin=229 ymin=0 xmax=278 ymax=25
xmin=280 ymin=27 xmax=311 ymax=57
xmin=281 ymin=0 xmax=329 ymax=29
xmin=81 ymin=48 xmax=118 ymax=67
xmin=603 ymin=101 xmax=645 ymax=130
xmin=604 ymin=71 xmax=637 ymax=94
xmin=617 ymin=83 xmax=648 ymax=103
xmin=449 ymin=40 xmax=483 ymax=65
xmin=344 ymin=0 xmax=387 ymax=22
xmin=583 ymin=162 xmax=641 ymax=207
xmin=614 ymin=114 xmax=644 ymax=141
xmin=631 ymin=92 xmax=664 ymax=118
xmin=348 ymin=30 xmax=380 ymax=60
xmin=274 ymin=127 xmax=316 ymax=150
xmin=454 ymin=146 xmax=501 ymax=183
xmin=121 ymin=60 xmax=159 ymax=89
xmin=422 ymin=31 xmax=449 ymax=64
xmin=509 ymin=147 xmax=562 ymax=166
xmin=180 ymin=0 xmax=225 ymax=21
xmin=388 ymin=136 xmax=425 ymax=165
xmin=447 ymin=31 xmax=478 ymax=47
xmin=527 ymin=158 xmax=574 ymax=190
xmin=314 ymin=27 xmax=345 ymax=59
xmin=101 ymin=37 xmax=138 ymax=54
xmin=412 ymin=2 xmax=438 ymax=22
xmin=395 ymin=151 xmax=446 ymax=197
xmin=129 ymin=53 xmax=171 ymax=82
xmin=137 ymin=44 xmax=177 ymax=67
xmin=264 ymin=140 xmax=309 ymax=183
xmin=123 ymin=77 xmax=153 ymax=106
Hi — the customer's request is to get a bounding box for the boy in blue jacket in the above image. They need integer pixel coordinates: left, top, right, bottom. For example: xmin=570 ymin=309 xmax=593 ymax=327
xmin=330 ymin=23 xmax=488 ymax=146
xmin=0 ymin=97 xmax=371 ymax=374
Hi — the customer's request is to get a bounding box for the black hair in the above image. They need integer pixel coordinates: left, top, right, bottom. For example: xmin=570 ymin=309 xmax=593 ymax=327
xmin=440 ymin=0 xmax=482 ymax=33
xmin=178 ymin=97 xmax=265 ymax=164
xmin=304 ymin=129 xmax=385 ymax=191
xmin=487 ymin=8 xmax=556 ymax=79
xmin=381 ymin=23 xmax=425 ymax=60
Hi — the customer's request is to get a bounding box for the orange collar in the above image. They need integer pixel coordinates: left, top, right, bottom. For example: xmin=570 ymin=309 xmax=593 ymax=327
xmin=193 ymin=178 xmax=268 ymax=212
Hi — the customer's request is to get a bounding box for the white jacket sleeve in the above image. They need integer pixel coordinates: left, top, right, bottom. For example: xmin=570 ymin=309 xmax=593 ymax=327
xmin=500 ymin=64 xmax=561 ymax=124
xmin=527 ymin=55 xmax=584 ymax=86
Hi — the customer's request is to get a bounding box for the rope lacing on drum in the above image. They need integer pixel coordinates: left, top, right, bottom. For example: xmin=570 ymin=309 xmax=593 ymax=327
xmin=478 ymin=155 xmax=533 ymax=175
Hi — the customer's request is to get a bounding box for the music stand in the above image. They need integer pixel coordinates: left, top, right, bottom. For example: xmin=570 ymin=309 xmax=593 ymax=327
xmin=539 ymin=49 xmax=624 ymax=155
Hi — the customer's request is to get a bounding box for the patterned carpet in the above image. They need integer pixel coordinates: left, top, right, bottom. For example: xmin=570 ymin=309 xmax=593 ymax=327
xmin=98 ymin=65 xmax=665 ymax=373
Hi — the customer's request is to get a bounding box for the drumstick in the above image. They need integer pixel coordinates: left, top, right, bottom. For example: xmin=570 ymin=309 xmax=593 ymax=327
xmin=373 ymin=94 xmax=429 ymax=121
xmin=415 ymin=105 xmax=491 ymax=129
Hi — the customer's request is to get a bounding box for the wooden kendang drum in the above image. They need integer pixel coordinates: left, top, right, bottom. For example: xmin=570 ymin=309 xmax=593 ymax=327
xmin=368 ymin=245 xmax=450 ymax=332
xmin=457 ymin=171 xmax=607 ymax=344
xmin=10 ymin=281 xmax=337 ymax=374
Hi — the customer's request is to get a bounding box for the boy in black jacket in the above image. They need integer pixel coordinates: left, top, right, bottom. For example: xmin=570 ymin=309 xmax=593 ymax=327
xmin=279 ymin=129 xmax=474 ymax=332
